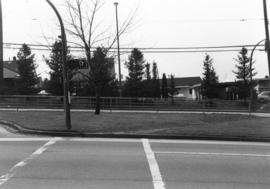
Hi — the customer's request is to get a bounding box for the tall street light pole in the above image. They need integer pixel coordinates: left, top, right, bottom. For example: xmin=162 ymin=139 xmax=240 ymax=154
xmin=0 ymin=0 xmax=3 ymax=83
xmin=114 ymin=2 xmax=122 ymax=96
xmin=250 ymin=39 xmax=266 ymax=81
xmin=263 ymin=0 xmax=270 ymax=76
xmin=45 ymin=0 xmax=71 ymax=130
xmin=249 ymin=39 xmax=266 ymax=114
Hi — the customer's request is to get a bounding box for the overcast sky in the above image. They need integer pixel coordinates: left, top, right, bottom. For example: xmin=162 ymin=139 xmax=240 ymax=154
xmin=2 ymin=0 xmax=270 ymax=81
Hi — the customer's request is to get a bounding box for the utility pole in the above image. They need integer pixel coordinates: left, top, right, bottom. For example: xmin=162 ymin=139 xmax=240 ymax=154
xmin=249 ymin=39 xmax=266 ymax=114
xmin=0 ymin=0 xmax=3 ymax=83
xmin=45 ymin=0 xmax=71 ymax=130
xmin=263 ymin=0 xmax=270 ymax=76
xmin=114 ymin=2 xmax=122 ymax=97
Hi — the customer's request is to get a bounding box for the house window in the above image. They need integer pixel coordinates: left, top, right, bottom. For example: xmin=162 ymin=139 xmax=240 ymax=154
xmin=189 ymin=88 xmax=192 ymax=94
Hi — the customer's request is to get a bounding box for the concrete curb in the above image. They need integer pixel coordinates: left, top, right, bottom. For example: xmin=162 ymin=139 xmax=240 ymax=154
xmin=1 ymin=108 xmax=270 ymax=117
xmin=0 ymin=119 xmax=270 ymax=142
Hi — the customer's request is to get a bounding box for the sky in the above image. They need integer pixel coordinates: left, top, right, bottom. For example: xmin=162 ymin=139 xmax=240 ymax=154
xmin=2 ymin=0 xmax=270 ymax=81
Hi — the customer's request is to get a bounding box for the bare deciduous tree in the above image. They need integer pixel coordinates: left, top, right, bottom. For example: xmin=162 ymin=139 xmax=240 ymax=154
xmin=65 ymin=0 xmax=136 ymax=114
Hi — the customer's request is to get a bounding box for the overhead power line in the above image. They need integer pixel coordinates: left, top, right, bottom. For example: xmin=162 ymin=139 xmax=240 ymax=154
xmin=3 ymin=42 xmax=265 ymax=50
xmin=148 ymin=18 xmax=263 ymax=23
xmin=3 ymin=46 xmax=264 ymax=54
xmin=3 ymin=42 xmax=265 ymax=54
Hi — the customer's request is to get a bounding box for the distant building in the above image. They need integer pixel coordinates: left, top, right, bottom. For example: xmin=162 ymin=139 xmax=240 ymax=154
xmin=213 ymin=78 xmax=270 ymax=100
xmin=70 ymin=58 xmax=115 ymax=95
xmin=254 ymin=78 xmax=270 ymax=93
xmin=171 ymin=77 xmax=202 ymax=100
xmin=215 ymin=82 xmax=239 ymax=100
xmin=3 ymin=57 xmax=19 ymax=79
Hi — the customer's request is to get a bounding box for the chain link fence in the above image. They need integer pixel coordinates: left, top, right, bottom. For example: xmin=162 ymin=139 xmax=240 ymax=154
xmin=0 ymin=95 xmax=268 ymax=112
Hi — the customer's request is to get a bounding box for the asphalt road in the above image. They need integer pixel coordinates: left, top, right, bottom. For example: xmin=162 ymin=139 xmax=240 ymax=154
xmin=0 ymin=129 xmax=270 ymax=189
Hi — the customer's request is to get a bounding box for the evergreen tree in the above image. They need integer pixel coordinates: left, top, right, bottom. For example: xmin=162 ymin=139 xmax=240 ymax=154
xmin=124 ymin=48 xmax=145 ymax=97
xmin=233 ymin=47 xmax=252 ymax=84
xmin=17 ymin=44 xmax=39 ymax=94
xmin=90 ymin=47 xmax=115 ymax=114
xmin=45 ymin=40 xmax=64 ymax=95
xmin=201 ymin=54 xmax=219 ymax=98
xmin=233 ymin=47 xmax=256 ymax=99
xmin=168 ymin=74 xmax=177 ymax=96
xmin=161 ymin=73 xmax=168 ymax=99
xmin=141 ymin=62 xmax=152 ymax=97
xmin=168 ymin=74 xmax=178 ymax=104
xmin=45 ymin=40 xmax=74 ymax=95
xmin=152 ymin=62 xmax=160 ymax=98
xmin=145 ymin=63 xmax=151 ymax=81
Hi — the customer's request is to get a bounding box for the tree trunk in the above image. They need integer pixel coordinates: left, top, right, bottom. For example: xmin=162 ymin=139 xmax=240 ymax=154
xmin=95 ymin=91 xmax=101 ymax=115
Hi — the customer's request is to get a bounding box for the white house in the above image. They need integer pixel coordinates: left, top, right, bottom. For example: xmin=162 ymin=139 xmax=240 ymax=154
xmin=172 ymin=77 xmax=202 ymax=100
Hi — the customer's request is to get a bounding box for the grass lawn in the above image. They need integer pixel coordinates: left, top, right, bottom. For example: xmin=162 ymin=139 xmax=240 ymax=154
xmin=0 ymin=110 xmax=270 ymax=140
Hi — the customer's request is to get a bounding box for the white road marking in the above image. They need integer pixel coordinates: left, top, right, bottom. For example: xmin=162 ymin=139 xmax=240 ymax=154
xmin=155 ymin=151 xmax=270 ymax=158
xmin=142 ymin=139 xmax=166 ymax=189
xmin=0 ymin=138 xmax=58 ymax=186
xmin=13 ymin=161 xmax=27 ymax=168
xmin=149 ymin=139 xmax=270 ymax=146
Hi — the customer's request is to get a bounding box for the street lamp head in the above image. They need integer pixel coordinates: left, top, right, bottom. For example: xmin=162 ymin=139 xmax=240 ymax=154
xmin=114 ymin=2 xmax=118 ymax=6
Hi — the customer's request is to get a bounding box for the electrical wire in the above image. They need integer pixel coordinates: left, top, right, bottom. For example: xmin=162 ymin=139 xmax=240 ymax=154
xmin=3 ymin=46 xmax=264 ymax=54
xmin=3 ymin=42 xmax=265 ymax=50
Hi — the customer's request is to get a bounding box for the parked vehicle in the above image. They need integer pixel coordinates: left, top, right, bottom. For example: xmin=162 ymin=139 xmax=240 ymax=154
xmin=258 ymin=91 xmax=270 ymax=102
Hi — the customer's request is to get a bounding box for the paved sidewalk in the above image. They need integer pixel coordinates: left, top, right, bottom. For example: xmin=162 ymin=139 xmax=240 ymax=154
xmin=0 ymin=108 xmax=270 ymax=117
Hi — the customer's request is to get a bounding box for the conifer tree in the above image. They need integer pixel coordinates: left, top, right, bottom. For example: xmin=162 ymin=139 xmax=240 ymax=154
xmin=161 ymin=73 xmax=168 ymax=99
xmin=90 ymin=47 xmax=115 ymax=114
xmin=233 ymin=47 xmax=256 ymax=99
xmin=152 ymin=62 xmax=160 ymax=98
xmin=45 ymin=40 xmax=75 ymax=95
xmin=168 ymin=74 xmax=177 ymax=96
xmin=201 ymin=54 xmax=219 ymax=99
xmin=124 ymin=48 xmax=145 ymax=97
xmin=145 ymin=63 xmax=151 ymax=81
xmin=17 ymin=44 xmax=39 ymax=94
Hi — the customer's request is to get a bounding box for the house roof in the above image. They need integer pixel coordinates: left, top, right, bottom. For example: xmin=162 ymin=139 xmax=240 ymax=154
xmin=4 ymin=67 xmax=19 ymax=78
xmin=172 ymin=77 xmax=202 ymax=87
xmin=4 ymin=60 xmax=19 ymax=73
xmin=3 ymin=60 xmax=19 ymax=79
xmin=253 ymin=77 xmax=270 ymax=81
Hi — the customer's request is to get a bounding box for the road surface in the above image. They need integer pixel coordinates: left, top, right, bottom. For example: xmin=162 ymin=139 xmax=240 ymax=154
xmin=0 ymin=127 xmax=269 ymax=189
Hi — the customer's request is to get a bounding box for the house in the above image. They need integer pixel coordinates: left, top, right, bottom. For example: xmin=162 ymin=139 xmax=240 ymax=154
xmin=3 ymin=57 xmax=19 ymax=79
xmin=215 ymin=82 xmax=239 ymax=100
xmin=213 ymin=78 xmax=270 ymax=100
xmin=171 ymin=77 xmax=202 ymax=100
xmin=70 ymin=58 xmax=115 ymax=95
xmin=253 ymin=78 xmax=270 ymax=93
